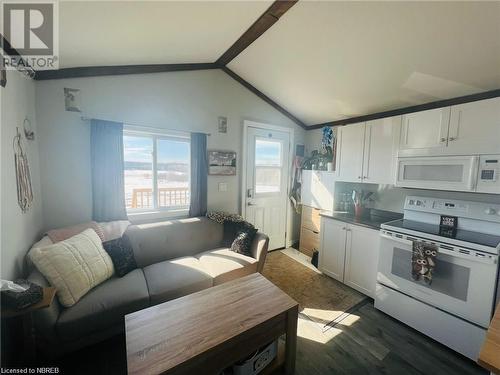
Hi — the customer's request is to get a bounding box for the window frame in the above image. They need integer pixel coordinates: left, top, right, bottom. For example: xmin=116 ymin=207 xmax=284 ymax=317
xmin=253 ymin=136 xmax=285 ymax=196
xmin=123 ymin=126 xmax=191 ymax=218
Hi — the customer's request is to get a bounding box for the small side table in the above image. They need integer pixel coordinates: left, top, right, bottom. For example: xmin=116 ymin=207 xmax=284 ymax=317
xmin=1 ymin=287 xmax=56 ymax=364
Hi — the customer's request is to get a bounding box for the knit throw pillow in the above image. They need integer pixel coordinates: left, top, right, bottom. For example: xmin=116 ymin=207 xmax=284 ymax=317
xmin=30 ymin=229 xmax=114 ymax=307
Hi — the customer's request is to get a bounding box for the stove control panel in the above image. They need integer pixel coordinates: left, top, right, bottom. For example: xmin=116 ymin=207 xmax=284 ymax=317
xmin=404 ymin=196 xmax=500 ymax=223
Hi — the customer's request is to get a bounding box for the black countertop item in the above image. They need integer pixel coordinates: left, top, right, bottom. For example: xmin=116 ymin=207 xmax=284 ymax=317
xmin=320 ymin=209 xmax=403 ymax=231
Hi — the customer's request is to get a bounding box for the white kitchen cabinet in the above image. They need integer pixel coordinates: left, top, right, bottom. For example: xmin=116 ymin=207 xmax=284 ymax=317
xmin=319 ymin=218 xmax=347 ymax=282
xmin=399 ymin=107 xmax=450 ymax=155
xmin=363 ymin=118 xmax=400 ymax=184
xmin=336 ymin=118 xmax=399 ymax=184
xmin=319 ymin=217 xmax=380 ymax=298
xmin=344 ymin=224 xmax=380 ymax=297
xmin=336 ymin=123 xmax=365 ymax=183
xmin=447 ymin=97 xmax=500 ymax=155
xmin=398 ymin=97 xmax=500 ymax=157
xmin=301 ymin=170 xmax=335 ymax=210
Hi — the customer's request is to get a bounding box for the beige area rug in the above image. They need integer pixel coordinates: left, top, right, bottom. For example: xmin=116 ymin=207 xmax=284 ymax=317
xmin=262 ymin=250 xmax=367 ymax=328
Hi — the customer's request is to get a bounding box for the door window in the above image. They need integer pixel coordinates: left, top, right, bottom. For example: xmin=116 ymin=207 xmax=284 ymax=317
xmin=255 ymin=139 xmax=282 ymax=194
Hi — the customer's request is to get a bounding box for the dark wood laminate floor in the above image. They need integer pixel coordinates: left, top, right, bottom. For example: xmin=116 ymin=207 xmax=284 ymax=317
xmin=294 ymin=300 xmax=486 ymax=375
xmin=52 ymin=300 xmax=486 ymax=375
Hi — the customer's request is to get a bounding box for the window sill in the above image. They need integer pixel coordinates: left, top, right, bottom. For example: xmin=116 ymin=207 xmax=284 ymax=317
xmin=127 ymin=209 xmax=189 ymax=224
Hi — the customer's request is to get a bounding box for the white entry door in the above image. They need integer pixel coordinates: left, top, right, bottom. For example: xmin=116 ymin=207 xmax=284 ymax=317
xmin=244 ymin=126 xmax=291 ymax=250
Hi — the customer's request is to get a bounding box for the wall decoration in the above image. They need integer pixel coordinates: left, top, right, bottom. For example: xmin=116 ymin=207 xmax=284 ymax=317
xmin=23 ymin=117 xmax=35 ymax=140
xmin=13 ymin=128 xmax=34 ymax=213
xmin=208 ymin=150 xmax=236 ymax=176
xmin=0 ymin=68 xmax=6 ymax=88
xmin=64 ymin=88 xmax=82 ymax=112
xmin=218 ymin=116 xmax=228 ymax=133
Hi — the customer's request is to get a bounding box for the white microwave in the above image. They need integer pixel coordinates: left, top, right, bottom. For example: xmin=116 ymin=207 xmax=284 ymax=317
xmin=396 ymin=155 xmax=500 ymax=193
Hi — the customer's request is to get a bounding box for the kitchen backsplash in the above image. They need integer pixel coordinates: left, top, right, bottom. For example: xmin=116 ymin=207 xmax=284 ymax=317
xmin=335 ymin=182 xmax=500 ymax=213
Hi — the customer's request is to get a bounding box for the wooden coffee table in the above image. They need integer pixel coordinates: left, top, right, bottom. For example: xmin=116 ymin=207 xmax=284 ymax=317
xmin=125 ymin=273 xmax=299 ymax=375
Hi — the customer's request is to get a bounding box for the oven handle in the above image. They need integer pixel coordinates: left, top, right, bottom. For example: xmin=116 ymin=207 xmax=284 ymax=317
xmin=380 ymin=232 xmax=498 ymax=265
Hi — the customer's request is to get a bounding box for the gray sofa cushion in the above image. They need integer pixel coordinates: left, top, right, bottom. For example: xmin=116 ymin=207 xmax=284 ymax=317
xmin=195 ymin=248 xmax=258 ymax=285
xmin=126 ymin=217 xmax=224 ymax=268
xmin=143 ymin=256 xmax=213 ymax=305
xmin=56 ymin=269 xmax=149 ymax=342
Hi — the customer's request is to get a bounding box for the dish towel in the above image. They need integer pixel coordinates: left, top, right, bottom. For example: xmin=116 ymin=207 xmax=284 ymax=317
xmin=411 ymin=241 xmax=438 ymax=285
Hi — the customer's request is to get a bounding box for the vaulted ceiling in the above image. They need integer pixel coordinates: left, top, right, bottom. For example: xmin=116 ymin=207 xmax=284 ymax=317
xmin=55 ymin=1 xmax=500 ymax=126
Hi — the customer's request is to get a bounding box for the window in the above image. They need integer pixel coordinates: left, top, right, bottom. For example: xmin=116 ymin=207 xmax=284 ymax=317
xmin=123 ymin=130 xmax=190 ymax=212
xmin=255 ymin=139 xmax=282 ymax=194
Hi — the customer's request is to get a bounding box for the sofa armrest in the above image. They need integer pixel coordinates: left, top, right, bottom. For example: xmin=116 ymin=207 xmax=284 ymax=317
xmin=27 ymin=269 xmax=61 ymax=349
xmin=251 ymin=232 xmax=269 ymax=273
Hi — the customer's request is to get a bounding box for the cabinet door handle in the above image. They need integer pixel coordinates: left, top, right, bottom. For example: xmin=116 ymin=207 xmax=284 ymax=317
xmin=363 ymin=176 xmax=368 ymax=179
xmin=342 ymin=227 xmax=346 ymax=230
xmin=440 ymin=137 xmax=447 ymax=143
xmin=358 ymin=176 xmax=362 ymax=180
xmin=449 ymin=137 xmax=456 ymax=141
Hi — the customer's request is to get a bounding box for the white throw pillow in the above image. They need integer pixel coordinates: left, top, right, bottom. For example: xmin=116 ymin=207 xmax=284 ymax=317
xmin=30 ymin=228 xmax=114 ymax=307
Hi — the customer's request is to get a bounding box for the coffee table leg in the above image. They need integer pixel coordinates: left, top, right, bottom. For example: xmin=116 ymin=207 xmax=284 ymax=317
xmin=284 ymin=306 xmax=298 ymax=374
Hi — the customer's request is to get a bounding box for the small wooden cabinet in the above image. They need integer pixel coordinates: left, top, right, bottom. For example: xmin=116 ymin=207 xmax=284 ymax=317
xmin=319 ymin=217 xmax=380 ymax=298
xmin=299 ymin=205 xmax=321 ymax=257
xmin=299 ymin=170 xmax=335 ymax=257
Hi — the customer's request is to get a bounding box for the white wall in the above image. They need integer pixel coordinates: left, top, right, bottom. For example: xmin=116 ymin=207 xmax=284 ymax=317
xmin=35 ymin=69 xmax=305 ymax=241
xmin=1 ymin=71 xmax=43 ymax=279
xmin=305 ymin=128 xmax=324 ymax=155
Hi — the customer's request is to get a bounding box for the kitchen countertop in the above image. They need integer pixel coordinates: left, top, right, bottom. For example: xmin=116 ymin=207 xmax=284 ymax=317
xmin=478 ymin=304 xmax=500 ymax=374
xmin=319 ymin=209 xmax=403 ymax=231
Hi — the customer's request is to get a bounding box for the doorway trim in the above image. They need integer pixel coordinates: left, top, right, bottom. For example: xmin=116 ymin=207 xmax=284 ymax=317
xmin=241 ymin=120 xmax=295 ymax=248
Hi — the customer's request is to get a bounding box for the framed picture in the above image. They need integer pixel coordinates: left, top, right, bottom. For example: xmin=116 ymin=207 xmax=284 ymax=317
xmin=208 ymin=150 xmax=236 ymax=176
xmin=64 ymin=88 xmax=82 ymax=112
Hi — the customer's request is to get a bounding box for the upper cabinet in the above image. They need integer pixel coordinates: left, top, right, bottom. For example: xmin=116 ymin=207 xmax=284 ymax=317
xmin=336 ymin=123 xmax=365 ymax=183
xmin=363 ymin=118 xmax=400 ymax=184
xmin=336 ymin=117 xmax=400 ymax=184
xmin=399 ymin=97 xmax=500 ymax=157
xmin=447 ymin=97 xmax=500 ymax=155
xmin=399 ymin=108 xmax=450 ymax=154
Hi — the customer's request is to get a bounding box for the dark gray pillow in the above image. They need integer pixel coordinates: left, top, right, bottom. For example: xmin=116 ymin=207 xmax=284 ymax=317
xmin=222 ymin=220 xmax=253 ymax=247
xmin=102 ymin=234 xmax=137 ymax=277
xmin=231 ymin=226 xmax=258 ymax=256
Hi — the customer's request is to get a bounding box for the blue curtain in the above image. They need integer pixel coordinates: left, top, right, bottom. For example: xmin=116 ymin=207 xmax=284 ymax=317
xmin=189 ymin=133 xmax=208 ymax=217
xmin=90 ymin=120 xmax=127 ymax=222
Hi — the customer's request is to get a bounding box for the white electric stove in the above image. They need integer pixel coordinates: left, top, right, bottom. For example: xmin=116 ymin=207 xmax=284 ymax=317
xmin=375 ymin=196 xmax=500 ymax=360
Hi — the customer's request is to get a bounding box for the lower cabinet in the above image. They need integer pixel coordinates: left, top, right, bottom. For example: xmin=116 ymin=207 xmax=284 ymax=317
xmin=319 ymin=217 xmax=380 ymax=298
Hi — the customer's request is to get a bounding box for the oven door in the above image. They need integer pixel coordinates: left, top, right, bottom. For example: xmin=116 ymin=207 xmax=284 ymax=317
xmin=396 ymin=156 xmax=479 ymax=191
xmin=377 ymin=230 xmax=498 ymax=328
